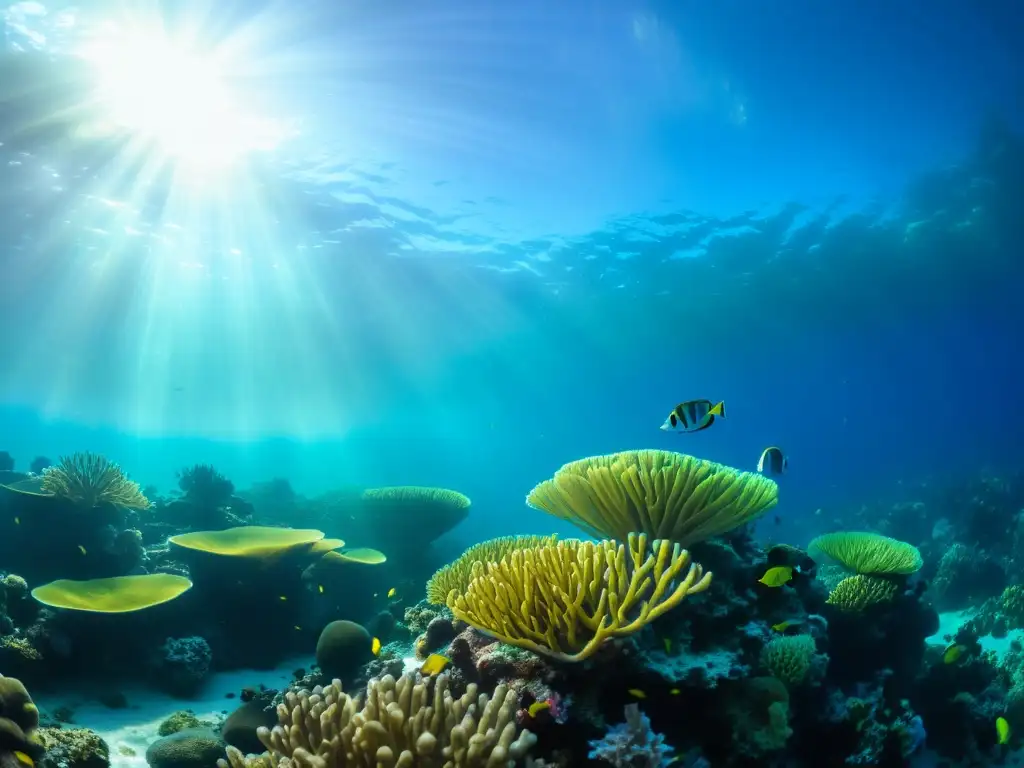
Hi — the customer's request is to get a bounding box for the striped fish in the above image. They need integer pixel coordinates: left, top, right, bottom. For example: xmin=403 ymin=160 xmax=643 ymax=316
xmin=660 ymin=400 xmax=725 ymax=433
xmin=757 ymin=446 xmax=788 ymax=475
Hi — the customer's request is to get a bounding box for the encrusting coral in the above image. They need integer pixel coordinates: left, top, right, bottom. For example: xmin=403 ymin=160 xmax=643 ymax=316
xmin=426 ymin=535 xmax=559 ymax=605
xmin=39 ymin=453 xmax=150 ymax=510
xmin=525 ymin=449 xmax=778 ymax=546
xmin=446 ymin=533 xmax=712 ymax=662
xmin=217 ymin=672 xmax=536 ymax=768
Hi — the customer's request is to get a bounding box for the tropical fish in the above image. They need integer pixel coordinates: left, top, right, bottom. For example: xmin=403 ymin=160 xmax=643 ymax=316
xmin=387 ymin=587 xmax=397 ymax=599
xmin=757 ymin=446 xmax=788 ymax=475
xmin=77 ymin=545 xmax=87 ymax=555
xmin=758 ymin=565 xmax=799 ymax=587
xmin=627 ymin=689 xmax=646 ymax=699
xmin=13 ymin=517 xmax=19 ymax=525
xmin=660 ymin=400 xmax=725 ymax=433
xmin=279 ymin=595 xmax=287 ymax=601
xmin=421 ymin=653 xmax=450 ymax=675
xmin=997 ymin=716 xmax=1011 ymax=745
xmin=943 ymin=642 xmax=965 ymax=665
xmin=13 ymin=751 xmax=33 ymax=767
xmin=771 ymin=621 xmax=793 ymax=633
xmin=294 ymin=626 xmax=301 ymax=631
xmin=528 ymin=701 xmax=550 ymax=717
xmin=371 ymin=637 xmax=382 ymax=656
xmin=318 ymin=585 xmax=324 ymax=594
xmin=669 ymin=688 xmax=680 ymax=695
xmin=663 ymin=637 xmax=672 ymax=654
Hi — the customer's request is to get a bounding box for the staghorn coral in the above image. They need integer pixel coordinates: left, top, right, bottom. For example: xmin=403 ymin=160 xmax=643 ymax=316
xmin=525 ymin=450 xmax=778 ymax=546
xmin=216 ymin=672 xmax=536 ymax=768
xmin=446 ymin=533 xmax=712 ymax=662
xmin=808 ymin=531 xmax=922 ymax=575
xmin=427 ymin=536 xmax=559 ymax=606
xmin=40 ymin=453 xmax=150 ymax=510
xmin=825 ymin=574 xmax=899 ymax=612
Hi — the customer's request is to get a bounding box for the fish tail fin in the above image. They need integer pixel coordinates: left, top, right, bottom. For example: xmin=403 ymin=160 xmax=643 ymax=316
xmin=710 ymin=401 xmax=726 ymax=417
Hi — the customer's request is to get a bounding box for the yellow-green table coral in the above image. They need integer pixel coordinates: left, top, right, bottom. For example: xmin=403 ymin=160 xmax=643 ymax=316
xmin=808 ymin=531 xmax=922 ymax=575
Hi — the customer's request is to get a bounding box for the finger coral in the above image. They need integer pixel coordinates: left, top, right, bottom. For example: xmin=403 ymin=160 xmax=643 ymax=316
xmin=808 ymin=532 xmax=922 ymax=575
xmin=525 ymin=450 xmax=778 ymax=546
xmin=216 ymin=672 xmax=536 ymax=768
xmin=426 ymin=535 xmax=559 ymax=605
xmin=40 ymin=452 xmax=150 ymax=510
xmin=446 ymin=533 xmax=712 ymax=662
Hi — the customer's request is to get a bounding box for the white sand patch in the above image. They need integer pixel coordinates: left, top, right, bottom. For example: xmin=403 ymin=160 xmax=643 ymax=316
xmin=33 ymin=657 xmax=314 ymax=768
xmin=927 ymin=610 xmax=1024 ymax=662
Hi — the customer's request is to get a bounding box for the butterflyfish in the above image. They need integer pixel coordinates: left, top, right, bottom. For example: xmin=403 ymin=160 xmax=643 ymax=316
xmin=387 ymin=587 xmax=397 ymax=598
xmin=997 ymin=716 xmax=1011 ymax=745
xmin=757 ymin=446 xmax=788 ymax=475
xmin=371 ymin=637 xmax=382 ymax=655
xmin=13 ymin=752 xmax=33 ymax=767
xmin=660 ymin=400 xmax=725 ymax=433
xmin=528 ymin=701 xmax=550 ymax=717
xmin=758 ymin=565 xmax=799 ymax=587
xmin=421 ymin=653 xmax=451 ymax=675
xmin=628 ymin=689 xmax=646 ymax=699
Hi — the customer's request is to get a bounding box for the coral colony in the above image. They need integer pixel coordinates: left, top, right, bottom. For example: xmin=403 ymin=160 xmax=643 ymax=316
xmin=1 ymin=448 xmax=1024 ymax=766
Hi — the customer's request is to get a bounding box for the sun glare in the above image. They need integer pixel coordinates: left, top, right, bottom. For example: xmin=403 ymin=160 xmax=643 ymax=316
xmin=78 ymin=25 xmax=287 ymax=173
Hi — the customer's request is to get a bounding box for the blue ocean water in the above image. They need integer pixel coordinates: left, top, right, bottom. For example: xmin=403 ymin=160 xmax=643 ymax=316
xmin=0 ymin=3 xmax=1023 ymax=765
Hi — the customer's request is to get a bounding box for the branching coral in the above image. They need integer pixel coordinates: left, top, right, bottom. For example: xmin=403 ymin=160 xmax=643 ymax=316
xmin=40 ymin=453 xmax=150 ymax=510
xmin=525 ymin=450 xmax=778 ymax=546
xmin=177 ymin=464 xmax=235 ymax=508
xmin=825 ymin=575 xmax=900 ymax=613
xmin=808 ymin=532 xmax=922 ymax=575
xmin=446 ymin=533 xmax=712 ymax=662
xmin=217 ymin=673 xmax=536 ymax=768
xmin=427 ymin=535 xmax=559 ymax=605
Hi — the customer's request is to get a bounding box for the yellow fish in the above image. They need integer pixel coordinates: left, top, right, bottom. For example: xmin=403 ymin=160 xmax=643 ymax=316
xmin=663 ymin=637 xmax=672 ymax=654
xmin=420 ymin=653 xmax=450 ymax=675
xmin=997 ymin=716 xmax=1011 ymax=745
xmin=758 ymin=565 xmax=798 ymax=587
xmin=528 ymin=701 xmax=550 ymax=717
xmin=660 ymin=400 xmax=725 ymax=433
xmin=14 ymin=516 xmax=19 ymax=525
xmin=771 ymin=621 xmax=792 ymax=632
xmin=294 ymin=626 xmax=301 ymax=631
xmin=13 ymin=751 xmax=33 ymax=767
xmin=387 ymin=587 xmax=397 ymax=599
xmin=669 ymin=688 xmax=680 ymax=695
xmin=77 ymin=545 xmax=87 ymax=555
xmin=318 ymin=585 xmax=324 ymax=594
xmin=943 ymin=642 xmax=965 ymax=665
xmin=279 ymin=596 xmax=287 ymax=602
xmin=371 ymin=637 xmax=382 ymax=656
xmin=627 ymin=689 xmax=646 ymax=699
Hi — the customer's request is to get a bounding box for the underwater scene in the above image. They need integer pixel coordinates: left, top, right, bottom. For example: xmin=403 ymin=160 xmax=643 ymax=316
xmin=1 ymin=1 xmax=1023 ymax=767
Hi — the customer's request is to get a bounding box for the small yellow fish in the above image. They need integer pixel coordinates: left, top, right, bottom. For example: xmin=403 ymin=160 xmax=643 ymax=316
xmin=997 ymin=715 xmax=1011 ymax=745
xmin=943 ymin=642 xmax=965 ymax=665
xmin=13 ymin=751 xmax=33 ymax=767
xmin=528 ymin=701 xmax=550 ymax=717
xmin=758 ymin=565 xmax=798 ymax=588
xmin=318 ymin=585 xmax=324 ymax=594
xmin=387 ymin=587 xmax=397 ymax=599
xmin=669 ymin=688 xmax=680 ymax=695
xmin=77 ymin=545 xmax=87 ymax=556
xmin=420 ymin=653 xmax=451 ymax=675
xmin=371 ymin=637 xmax=382 ymax=655
xmin=279 ymin=596 xmax=287 ymax=602
xmin=14 ymin=516 xmax=19 ymax=525
xmin=294 ymin=626 xmax=301 ymax=631
xmin=663 ymin=637 xmax=672 ymax=654
xmin=660 ymin=400 xmax=725 ymax=433
xmin=627 ymin=689 xmax=646 ymax=699
xmin=757 ymin=446 xmax=788 ymax=475
xmin=771 ymin=621 xmax=792 ymax=632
